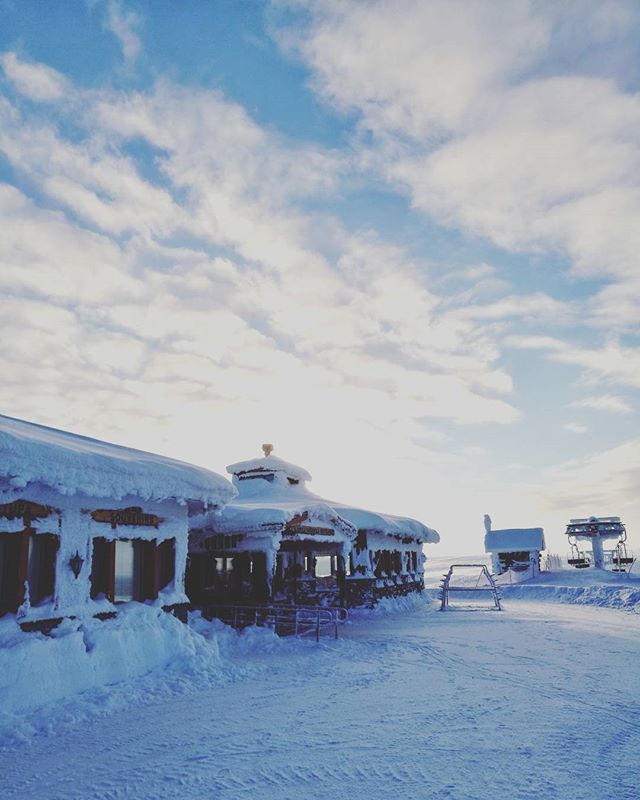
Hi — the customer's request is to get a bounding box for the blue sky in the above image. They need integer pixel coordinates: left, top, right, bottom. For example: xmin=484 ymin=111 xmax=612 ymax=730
xmin=1 ymin=0 xmax=639 ymax=554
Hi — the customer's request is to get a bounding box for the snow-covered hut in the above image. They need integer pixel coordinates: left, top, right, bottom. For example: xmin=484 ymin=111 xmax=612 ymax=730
xmin=187 ymin=446 xmax=439 ymax=608
xmin=0 ymin=415 xmax=235 ymax=632
xmin=330 ymin=500 xmax=439 ymax=606
xmin=484 ymin=527 xmax=545 ymax=575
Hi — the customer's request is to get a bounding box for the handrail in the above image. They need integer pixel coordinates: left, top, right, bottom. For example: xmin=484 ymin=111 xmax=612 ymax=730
xmin=200 ymin=602 xmax=348 ymax=642
xmin=439 ymin=564 xmax=501 ymax=611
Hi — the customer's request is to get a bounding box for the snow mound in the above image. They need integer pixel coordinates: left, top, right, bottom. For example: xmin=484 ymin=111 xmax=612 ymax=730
xmin=501 ymin=581 xmax=640 ymax=613
xmin=0 ymin=414 xmax=236 ymax=504
xmin=0 ymin=606 xmax=218 ymax=719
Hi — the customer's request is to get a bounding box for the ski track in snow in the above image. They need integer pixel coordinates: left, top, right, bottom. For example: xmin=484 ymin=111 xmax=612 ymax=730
xmin=1 ymin=600 xmax=640 ymax=800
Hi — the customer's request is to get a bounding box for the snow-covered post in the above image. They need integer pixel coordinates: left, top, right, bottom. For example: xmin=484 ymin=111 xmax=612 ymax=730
xmin=591 ymin=536 xmax=605 ymax=569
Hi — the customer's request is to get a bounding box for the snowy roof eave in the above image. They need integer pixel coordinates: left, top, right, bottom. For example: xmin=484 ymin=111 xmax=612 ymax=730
xmin=0 ymin=414 xmax=236 ymax=507
xmin=203 ymin=498 xmax=357 ymax=538
xmin=332 ymin=503 xmax=439 ymax=544
xmin=226 ymin=454 xmax=311 ymax=482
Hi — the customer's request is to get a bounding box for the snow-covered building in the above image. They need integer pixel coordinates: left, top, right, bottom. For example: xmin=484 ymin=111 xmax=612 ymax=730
xmin=484 ymin=527 xmax=546 ymax=575
xmin=0 ymin=415 xmax=235 ymax=632
xmin=187 ymin=446 xmax=439 ymax=608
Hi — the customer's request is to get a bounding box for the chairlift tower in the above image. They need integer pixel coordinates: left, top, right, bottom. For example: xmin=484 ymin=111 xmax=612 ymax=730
xmin=565 ymin=516 xmax=628 ymax=570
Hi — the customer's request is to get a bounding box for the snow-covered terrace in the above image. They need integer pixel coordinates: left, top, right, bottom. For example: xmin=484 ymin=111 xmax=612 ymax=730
xmin=0 ymin=414 xmax=235 ymax=507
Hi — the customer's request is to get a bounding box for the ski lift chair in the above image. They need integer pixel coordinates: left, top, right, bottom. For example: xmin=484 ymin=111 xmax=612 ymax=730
xmin=612 ymin=538 xmax=634 ymax=572
xmin=567 ymin=537 xmax=591 ymax=568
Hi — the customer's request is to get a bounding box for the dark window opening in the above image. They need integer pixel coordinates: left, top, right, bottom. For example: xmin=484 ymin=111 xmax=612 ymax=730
xmin=498 ymin=551 xmax=531 ymax=568
xmin=0 ymin=533 xmax=25 ymax=614
xmin=0 ymin=531 xmax=59 ymax=614
xmin=238 ymin=473 xmax=275 ymax=482
xmin=287 ymin=477 xmax=299 ymax=485
xmin=27 ymin=534 xmax=58 ymax=605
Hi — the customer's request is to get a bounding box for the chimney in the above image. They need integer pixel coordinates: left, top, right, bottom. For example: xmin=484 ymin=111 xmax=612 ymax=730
xmin=262 ymin=443 xmax=274 ymax=457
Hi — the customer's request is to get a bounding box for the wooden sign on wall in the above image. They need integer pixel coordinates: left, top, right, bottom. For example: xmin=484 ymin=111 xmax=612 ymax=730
xmin=284 ymin=525 xmax=334 ymax=537
xmin=91 ymin=507 xmax=162 ymax=529
xmin=0 ymin=499 xmax=54 ymax=521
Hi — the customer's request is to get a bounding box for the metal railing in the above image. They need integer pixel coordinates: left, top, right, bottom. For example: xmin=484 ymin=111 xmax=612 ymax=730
xmin=439 ymin=564 xmax=502 ymax=611
xmin=201 ymin=603 xmax=348 ymax=641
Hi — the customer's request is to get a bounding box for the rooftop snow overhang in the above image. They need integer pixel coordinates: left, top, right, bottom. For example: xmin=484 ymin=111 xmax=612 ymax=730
xmin=226 ymin=454 xmax=311 ymax=483
xmin=332 ymin=503 xmax=440 ymax=544
xmin=198 ymin=499 xmax=357 ymax=539
xmin=0 ymin=414 xmax=236 ymax=506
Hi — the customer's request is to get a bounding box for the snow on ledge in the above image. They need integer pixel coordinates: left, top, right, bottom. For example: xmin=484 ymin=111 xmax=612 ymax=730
xmin=332 ymin=503 xmax=440 ymax=544
xmin=0 ymin=414 xmax=236 ymax=505
xmin=226 ymin=454 xmax=311 ymax=482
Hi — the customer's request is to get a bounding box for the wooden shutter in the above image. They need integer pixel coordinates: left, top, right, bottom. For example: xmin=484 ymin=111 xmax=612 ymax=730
xmin=91 ymin=538 xmax=115 ymax=601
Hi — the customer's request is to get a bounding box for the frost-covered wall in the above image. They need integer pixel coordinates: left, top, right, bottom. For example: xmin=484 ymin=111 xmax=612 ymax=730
xmin=1 ymin=488 xmax=190 ymax=624
xmin=188 ymin=448 xmax=440 ymax=608
xmin=0 ymin=415 xmax=235 ymax=630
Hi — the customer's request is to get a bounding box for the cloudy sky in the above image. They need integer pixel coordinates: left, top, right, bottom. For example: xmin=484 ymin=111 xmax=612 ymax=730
xmin=1 ymin=0 xmax=639 ymax=554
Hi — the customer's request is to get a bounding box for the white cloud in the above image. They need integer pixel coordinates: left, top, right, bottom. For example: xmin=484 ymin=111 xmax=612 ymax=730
xmin=103 ymin=0 xmax=142 ymax=66
xmin=0 ymin=54 xmax=532 ymax=453
xmin=507 ymin=335 xmax=640 ymax=389
xmin=0 ymin=52 xmax=70 ymax=101
xmin=571 ymin=394 xmax=633 ymax=413
xmin=277 ymin=0 xmax=640 ymax=332
xmin=564 ymin=422 xmax=588 ymax=434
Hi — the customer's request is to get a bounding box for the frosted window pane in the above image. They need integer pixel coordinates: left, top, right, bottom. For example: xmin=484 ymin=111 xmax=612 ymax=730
xmin=315 ymin=556 xmax=332 ymax=578
xmin=114 ymin=540 xmax=134 ymax=602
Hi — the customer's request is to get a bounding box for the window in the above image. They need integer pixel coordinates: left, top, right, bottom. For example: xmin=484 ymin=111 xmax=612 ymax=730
xmin=315 ymin=555 xmax=332 ymax=578
xmin=0 ymin=533 xmax=24 ymax=614
xmin=114 ymin=540 xmax=135 ymax=602
xmin=27 ymin=534 xmax=58 ymax=605
xmin=343 ymin=553 xmax=351 ymax=577
xmin=0 ymin=531 xmax=59 ymax=614
xmin=91 ymin=538 xmax=162 ymax=603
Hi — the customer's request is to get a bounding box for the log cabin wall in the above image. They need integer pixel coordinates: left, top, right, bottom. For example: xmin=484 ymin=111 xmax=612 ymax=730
xmin=0 ymin=489 xmax=191 ymax=631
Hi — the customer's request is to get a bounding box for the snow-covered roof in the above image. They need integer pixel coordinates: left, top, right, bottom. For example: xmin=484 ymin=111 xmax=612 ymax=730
xmin=485 ymin=528 xmax=545 ymax=553
xmin=226 ymin=453 xmax=311 ymax=482
xmin=331 ymin=502 xmax=439 ymax=544
xmin=215 ymin=450 xmax=438 ymax=544
xmin=0 ymin=414 xmax=236 ymax=506
xmin=204 ymin=471 xmax=352 ymax=536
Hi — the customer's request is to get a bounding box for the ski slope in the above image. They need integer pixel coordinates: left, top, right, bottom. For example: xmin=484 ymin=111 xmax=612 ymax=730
xmin=1 ymin=596 xmax=639 ymax=800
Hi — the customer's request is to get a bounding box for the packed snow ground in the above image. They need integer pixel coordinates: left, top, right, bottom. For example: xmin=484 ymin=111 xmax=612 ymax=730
xmin=1 ymin=583 xmax=640 ymax=799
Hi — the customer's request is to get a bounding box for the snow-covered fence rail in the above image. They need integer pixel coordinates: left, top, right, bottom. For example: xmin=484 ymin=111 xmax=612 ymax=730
xmin=439 ymin=565 xmax=502 ymax=611
xmin=544 ymin=553 xmax=563 ymax=571
xmin=201 ymin=603 xmax=347 ymax=641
